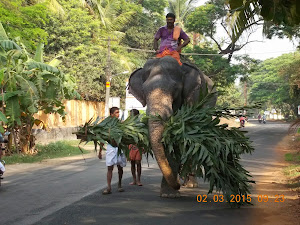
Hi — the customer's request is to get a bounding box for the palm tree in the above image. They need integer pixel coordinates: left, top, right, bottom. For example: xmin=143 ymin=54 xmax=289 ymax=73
xmin=167 ymin=0 xmax=197 ymax=27
xmin=89 ymin=0 xmax=136 ymax=32
xmin=228 ymin=0 xmax=300 ymax=40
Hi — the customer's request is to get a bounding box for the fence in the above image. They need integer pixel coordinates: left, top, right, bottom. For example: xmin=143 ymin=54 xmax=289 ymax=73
xmin=34 ymin=100 xmax=105 ymax=129
xmin=33 ymin=100 xmax=105 ymax=143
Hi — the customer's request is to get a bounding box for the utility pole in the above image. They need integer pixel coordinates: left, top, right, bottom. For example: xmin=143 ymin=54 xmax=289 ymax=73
xmin=243 ymin=81 xmax=247 ymax=116
xmin=105 ymin=37 xmax=111 ymax=117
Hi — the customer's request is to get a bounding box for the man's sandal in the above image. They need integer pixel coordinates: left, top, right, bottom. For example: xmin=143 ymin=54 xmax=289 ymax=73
xmin=118 ymin=187 xmax=124 ymax=192
xmin=102 ymin=189 xmax=112 ymax=195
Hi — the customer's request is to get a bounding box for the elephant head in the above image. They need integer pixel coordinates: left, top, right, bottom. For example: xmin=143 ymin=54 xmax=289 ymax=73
xmin=128 ymin=56 xmax=216 ymax=190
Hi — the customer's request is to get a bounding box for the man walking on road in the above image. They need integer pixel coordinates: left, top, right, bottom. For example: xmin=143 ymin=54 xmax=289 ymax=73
xmin=98 ymin=107 xmax=127 ymax=195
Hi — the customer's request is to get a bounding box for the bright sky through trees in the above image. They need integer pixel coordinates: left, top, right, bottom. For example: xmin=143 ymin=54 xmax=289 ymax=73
xmin=193 ymin=0 xmax=298 ymax=60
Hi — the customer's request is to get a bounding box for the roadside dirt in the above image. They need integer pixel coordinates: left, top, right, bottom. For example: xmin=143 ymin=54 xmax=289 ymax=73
xmin=219 ymin=117 xmax=255 ymax=128
xmin=269 ymin=133 xmax=300 ymax=224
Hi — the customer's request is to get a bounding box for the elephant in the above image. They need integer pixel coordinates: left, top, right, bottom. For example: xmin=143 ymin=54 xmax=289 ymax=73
xmin=128 ymin=56 xmax=216 ymax=197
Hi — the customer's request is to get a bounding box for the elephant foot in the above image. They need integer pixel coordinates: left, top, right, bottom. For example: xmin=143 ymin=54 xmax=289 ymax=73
xmin=160 ymin=188 xmax=181 ymax=198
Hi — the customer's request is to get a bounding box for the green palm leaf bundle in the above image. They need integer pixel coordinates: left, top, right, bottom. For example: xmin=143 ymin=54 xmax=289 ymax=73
xmin=75 ymin=92 xmax=254 ymax=207
xmin=74 ymin=115 xmax=150 ymax=157
xmin=160 ymin=93 xmax=255 ymax=207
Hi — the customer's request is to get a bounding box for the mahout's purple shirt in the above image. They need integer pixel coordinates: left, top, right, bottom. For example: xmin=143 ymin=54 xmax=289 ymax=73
xmin=154 ymin=26 xmax=189 ymax=53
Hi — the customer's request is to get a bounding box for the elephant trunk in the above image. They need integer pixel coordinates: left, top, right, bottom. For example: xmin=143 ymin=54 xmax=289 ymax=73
xmin=147 ymin=89 xmax=180 ymax=190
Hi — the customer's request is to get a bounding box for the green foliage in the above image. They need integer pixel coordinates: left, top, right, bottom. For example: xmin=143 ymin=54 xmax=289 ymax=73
xmin=76 ymin=91 xmax=255 ymax=207
xmin=0 ymin=39 xmax=79 ymax=125
xmin=0 ymin=0 xmax=49 ymax=51
xmin=186 ymin=2 xmax=226 ymax=36
xmin=89 ymin=0 xmax=141 ymax=32
xmin=44 ymin=0 xmax=101 ymax=53
xmin=42 ymin=0 xmax=155 ymax=102
xmin=284 ymin=153 xmax=300 ymax=162
xmin=167 ymin=0 xmax=197 ymax=27
xmin=74 ymin=115 xmax=150 ymax=158
xmin=228 ymin=0 xmax=300 ymax=47
xmin=122 ymin=11 xmax=164 ymax=50
xmin=0 ymin=23 xmax=80 ymax=152
xmin=216 ymin=84 xmax=243 ymax=107
xmin=185 ymin=0 xmax=252 ymax=62
xmin=141 ymin=0 xmax=167 ymax=15
xmin=3 ymin=141 xmax=89 ymax=164
xmin=249 ymin=52 xmax=300 ymax=117
xmin=183 ymin=45 xmax=239 ymax=87
xmin=160 ymin=92 xmax=254 ymax=207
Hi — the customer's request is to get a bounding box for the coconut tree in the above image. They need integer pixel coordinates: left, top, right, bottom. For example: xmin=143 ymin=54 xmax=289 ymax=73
xmin=228 ymin=0 xmax=300 ymax=40
xmin=167 ymin=0 xmax=198 ymax=27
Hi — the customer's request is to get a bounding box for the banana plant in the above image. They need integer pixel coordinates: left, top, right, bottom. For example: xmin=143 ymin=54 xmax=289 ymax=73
xmin=0 ymin=22 xmax=80 ymax=153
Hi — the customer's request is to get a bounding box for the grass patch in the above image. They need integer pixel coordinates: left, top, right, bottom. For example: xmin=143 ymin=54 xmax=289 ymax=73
xmin=283 ymin=165 xmax=300 ymax=177
xmin=283 ymin=165 xmax=300 ymax=190
xmin=285 ymin=153 xmax=293 ymax=161
xmin=3 ymin=141 xmax=89 ymax=165
xmin=282 ymin=135 xmax=300 ymax=190
xmin=284 ymin=152 xmax=300 ymax=162
xmin=61 ymin=139 xmax=94 ymax=146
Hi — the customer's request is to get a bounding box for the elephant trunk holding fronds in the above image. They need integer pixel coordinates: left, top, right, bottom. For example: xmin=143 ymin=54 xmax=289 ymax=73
xmin=128 ymin=56 xmax=216 ymax=197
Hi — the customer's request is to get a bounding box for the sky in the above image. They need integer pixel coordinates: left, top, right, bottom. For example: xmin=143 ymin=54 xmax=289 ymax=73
xmin=193 ymin=0 xmax=298 ymax=61
xmin=236 ymin=26 xmax=297 ymax=61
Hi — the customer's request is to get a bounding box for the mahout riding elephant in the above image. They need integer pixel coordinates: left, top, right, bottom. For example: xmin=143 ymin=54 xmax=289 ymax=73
xmin=128 ymin=56 xmax=216 ymax=197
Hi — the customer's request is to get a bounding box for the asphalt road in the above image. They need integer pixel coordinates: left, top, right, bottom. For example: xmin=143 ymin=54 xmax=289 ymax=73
xmin=1 ymin=121 xmax=299 ymax=225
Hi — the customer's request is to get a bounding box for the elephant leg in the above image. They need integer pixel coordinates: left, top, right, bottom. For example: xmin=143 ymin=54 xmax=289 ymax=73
xmin=160 ymin=153 xmax=180 ymax=198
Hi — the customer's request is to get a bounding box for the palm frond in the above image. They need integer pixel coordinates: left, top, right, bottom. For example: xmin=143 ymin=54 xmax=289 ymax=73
xmin=74 ymin=115 xmax=150 ymax=158
xmin=160 ymin=92 xmax=254 ymax=207
xmin=76 ymin=90 xmax=254 ymax=207
xmin=228 ymin=0 xmax=261 ymax=42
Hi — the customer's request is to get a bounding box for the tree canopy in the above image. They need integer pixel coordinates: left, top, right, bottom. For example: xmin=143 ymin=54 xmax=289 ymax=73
xmin=0 ymin=0 xmax=298 ymax=114
xmin=249 ymin=52 xmax=300 ymax=117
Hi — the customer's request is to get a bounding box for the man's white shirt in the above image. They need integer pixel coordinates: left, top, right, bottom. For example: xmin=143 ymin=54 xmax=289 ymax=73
xmin=0 ymin=161 xmax=5 ymax=173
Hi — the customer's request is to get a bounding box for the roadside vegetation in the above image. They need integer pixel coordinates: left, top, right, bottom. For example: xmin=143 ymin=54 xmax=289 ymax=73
xmin=0 ymin=0 xmax=299 ymax=157
xmin=283 ymin=135 xmax=300 ymax=191
xmin=3 ymin=141 xmax=89 ymax=165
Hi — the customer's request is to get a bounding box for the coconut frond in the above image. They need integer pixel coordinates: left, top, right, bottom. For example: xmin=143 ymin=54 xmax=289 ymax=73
xmin=75 ymin=90 xmax=254 ymax=207
xmin=74 ymin=114 xmax=150 ymax=158
xmin=159 ymin=91 xmax=255 ymax=207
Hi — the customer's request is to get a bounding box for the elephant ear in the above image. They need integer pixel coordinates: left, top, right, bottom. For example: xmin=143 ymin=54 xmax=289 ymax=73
xmin=128 ymin=68 xmax=146 ymax=107
xmin=181 ymin=63 xmax=204 ymax=104
xmin=182 ymin=63 xmax=217 ymax=106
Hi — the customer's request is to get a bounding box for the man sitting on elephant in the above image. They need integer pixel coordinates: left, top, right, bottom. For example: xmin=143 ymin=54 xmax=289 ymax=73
xmin=154 ymin=13 xmax=190 ymax=66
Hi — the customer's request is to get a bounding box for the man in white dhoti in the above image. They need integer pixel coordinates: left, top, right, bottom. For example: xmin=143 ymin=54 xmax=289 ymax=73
xmin=0 ymin=149 xmax=5 ymax=175
xmin=98 ymin=107 xmax=126 ymax=195
xmin=0 ymin=160 xmax=5 ymax=174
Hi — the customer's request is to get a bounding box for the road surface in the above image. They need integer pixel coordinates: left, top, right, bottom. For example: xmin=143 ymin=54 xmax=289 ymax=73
xmin=0 ymin=121 xmax=298 ymax=225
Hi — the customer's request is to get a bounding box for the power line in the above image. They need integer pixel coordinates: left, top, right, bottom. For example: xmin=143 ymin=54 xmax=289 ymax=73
xmin=112 ymin=45 xmax=297 ymax=56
